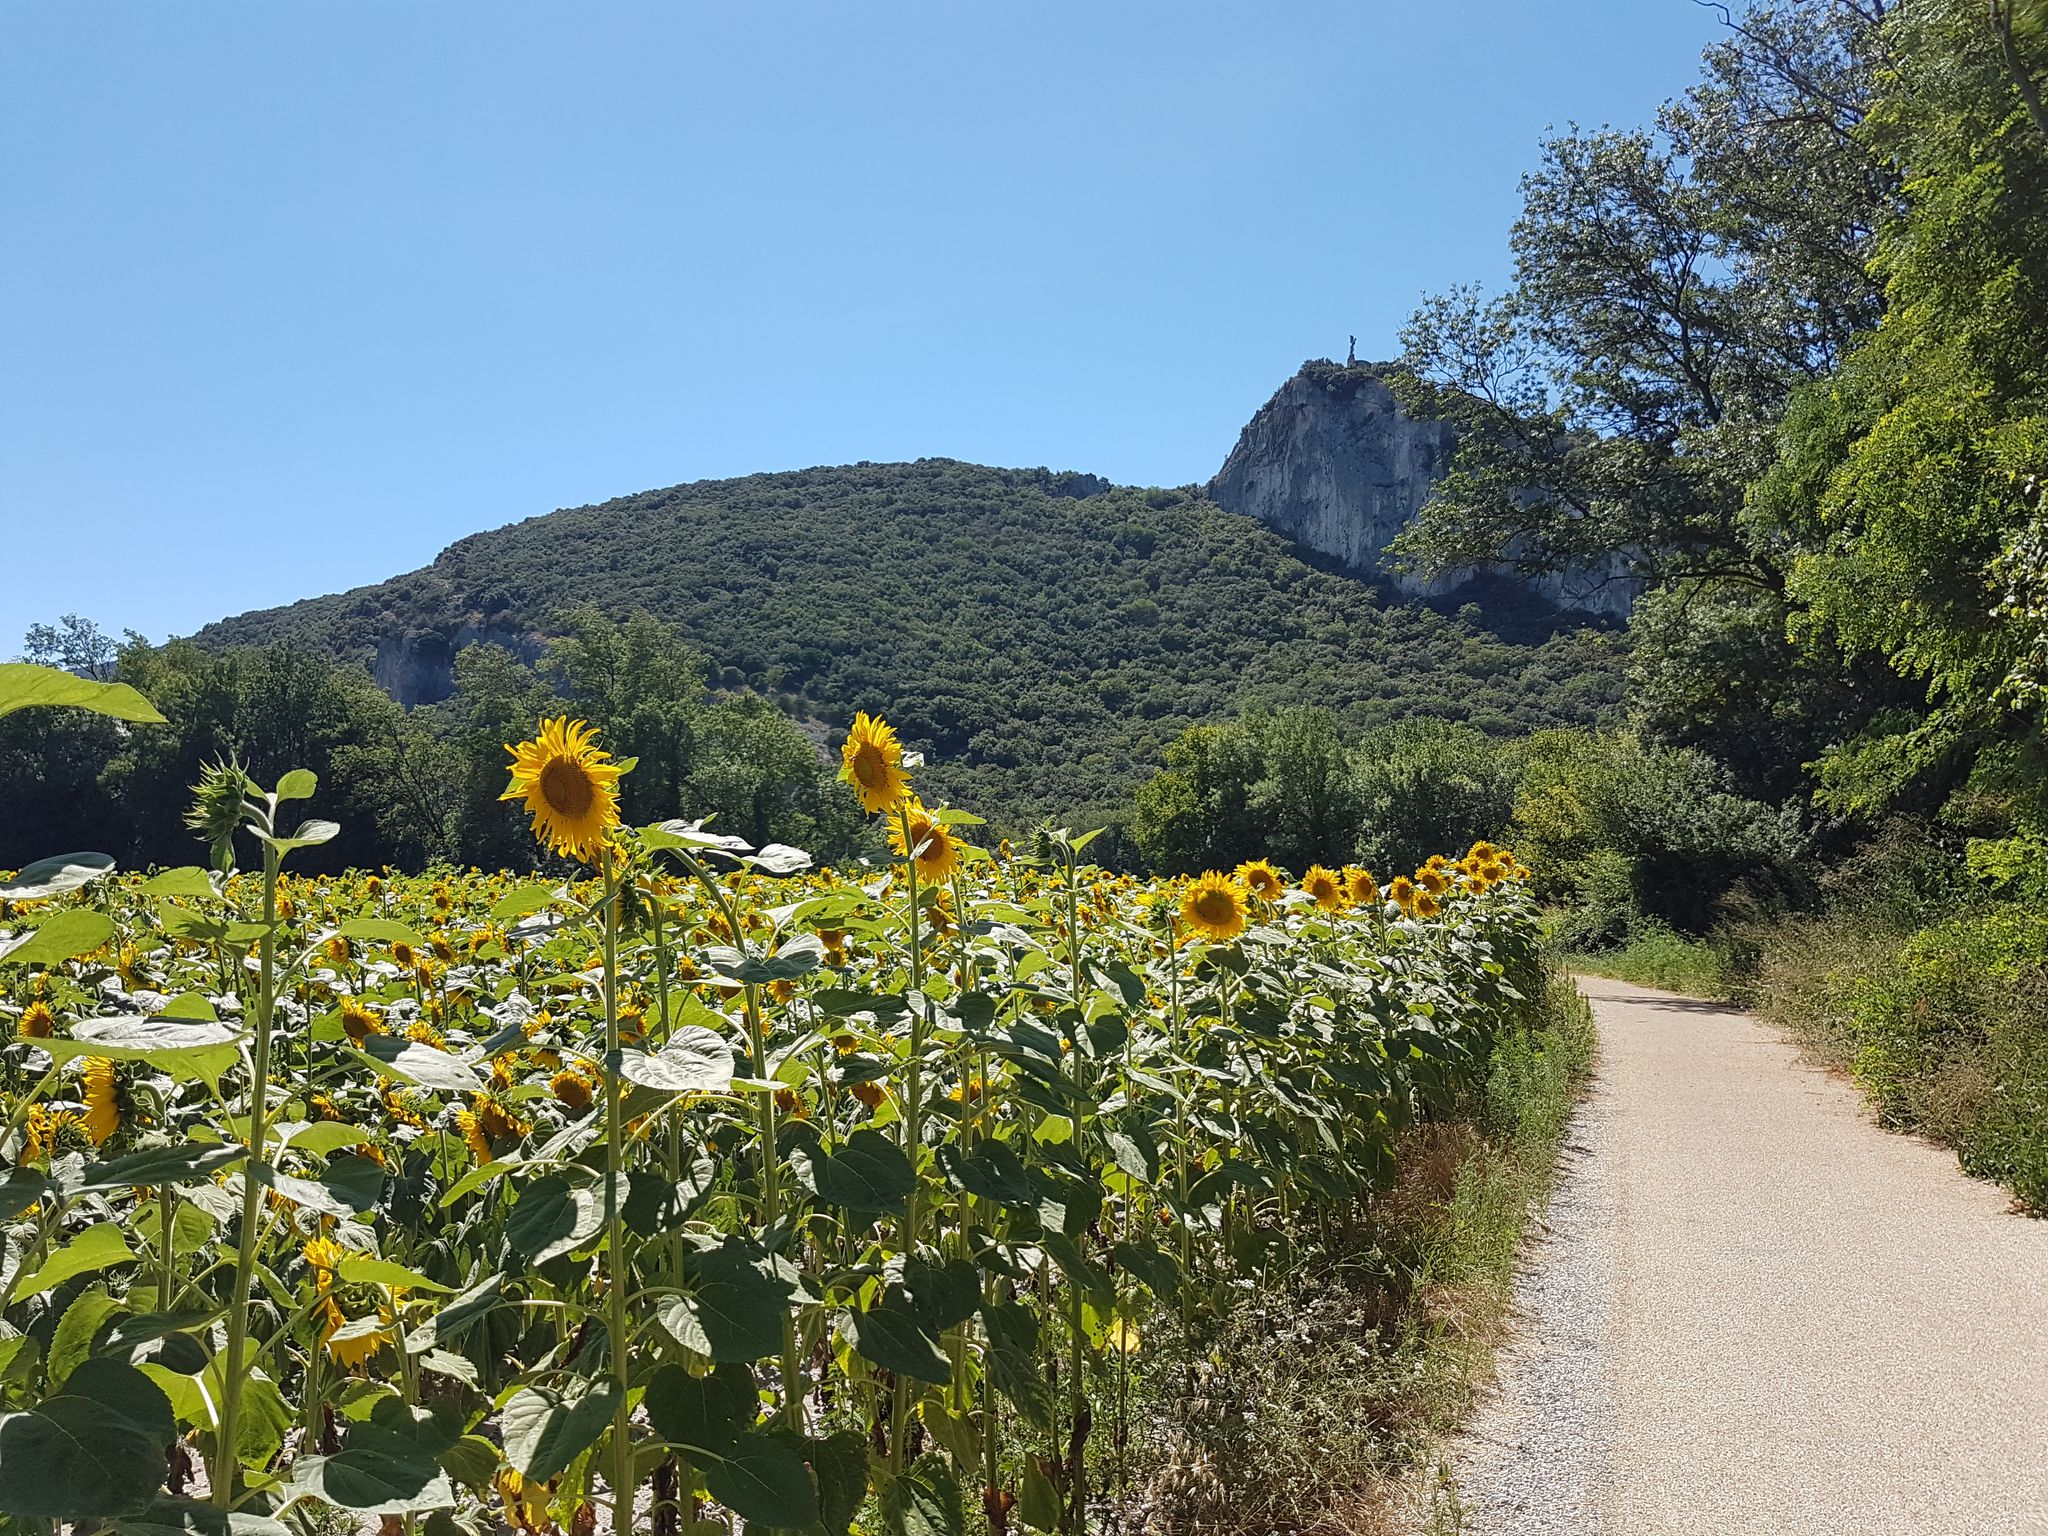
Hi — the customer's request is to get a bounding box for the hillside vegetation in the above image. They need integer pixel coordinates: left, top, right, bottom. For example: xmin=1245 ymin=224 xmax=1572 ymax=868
xmin=198 ymin=459 xmax=1624 ymax=831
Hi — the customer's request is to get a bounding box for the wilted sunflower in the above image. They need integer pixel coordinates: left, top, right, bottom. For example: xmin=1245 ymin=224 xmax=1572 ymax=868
xmin=1179 ymin=872 xmax=1249 ymax=943
xmin=1301 ymin=865 xmax=1346 ymax=910
xmin=1234 ymin=859 xmax=1285 ymax=901
xmin=839 ymin=712 xmax=911 ymax=813
xmin=501 ymin=717 xmax=624 ymax=864
xmin=889 ymin=800 xmax=962 ymax=881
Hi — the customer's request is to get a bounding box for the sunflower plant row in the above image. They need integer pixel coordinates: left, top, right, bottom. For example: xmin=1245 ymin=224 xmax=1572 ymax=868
xmin=0 ymin=702 xmax=1540 ymax=1536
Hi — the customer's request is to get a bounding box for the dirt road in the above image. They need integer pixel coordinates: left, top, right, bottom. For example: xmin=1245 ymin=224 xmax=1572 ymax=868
xmin=1453 ymin=973 xmax=2048 ymax=1536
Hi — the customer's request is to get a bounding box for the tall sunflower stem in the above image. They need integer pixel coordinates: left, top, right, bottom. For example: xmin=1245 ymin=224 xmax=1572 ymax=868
xmin=889 ymin=801 xmax=926 ymax=1475
xmin=601 ymin=856 xmax=637 ymax=1535
xmin=215 ymin=836 xmax=279 ymax=1509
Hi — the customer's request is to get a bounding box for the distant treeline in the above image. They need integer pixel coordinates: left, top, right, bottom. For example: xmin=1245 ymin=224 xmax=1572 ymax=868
xmin=0 ymin=608 xmax=869 ymax=874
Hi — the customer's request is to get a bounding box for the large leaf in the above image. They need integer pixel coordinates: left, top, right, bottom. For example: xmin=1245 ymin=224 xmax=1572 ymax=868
xmin=71 ymin=1141 xmax=247 ymax=1195
xmin=881 ymin=1454 xmax=966 ymax=1536
xmin=798 ymin=1129 xmax=916 ymax=1215
xmin=0 ymin=853 xmax=115 ymax=901
xmin=286 ymin=1453 xmax=455 ymax=1516
xmin=44 ymin=1017 xmax=247 ymax=1087
xmin=809 ymin=1428 xmax=871 ymax=1536
xmin=505 ymin=1174 xmax=602 ymax=1264
xmin=500 ymin=1381 xmax=620 ymax=1483
xmin=117 ymin=1497 xmax=290 ymax=1536
xmin=839 ymin=1302 xmax=951 ymax=1384
xmin=354 ymin=1036 xmax=485 ymax=1094
xmin=701 ymin=1429 xmax=818 ymax=1530
xmin=657 ymin=1239 xmax=793 ymax=1362
xmin=0 ymin=908 xmax=116 ymax=968
xmin=0 ymin=663 xmax=165 ymax=723
xmin=11 ymin=1221 xmax=137 ymax=1300
xmin=0 ymin=1358 xmax=174 ymax=1518
xmin=642 ymin=1362 xmax=756 ymax=1456
xmin=612 ymin=1027 xmax=735 ymax=1095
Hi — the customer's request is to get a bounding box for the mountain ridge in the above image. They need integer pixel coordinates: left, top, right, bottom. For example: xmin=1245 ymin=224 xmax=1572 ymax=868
xmin=197 ymin=448 xmax=1625 ymax=831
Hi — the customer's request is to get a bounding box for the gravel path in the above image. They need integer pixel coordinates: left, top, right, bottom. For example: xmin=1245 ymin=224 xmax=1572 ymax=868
xmin=1451 ymin=973 xmax=2048 ymax=1536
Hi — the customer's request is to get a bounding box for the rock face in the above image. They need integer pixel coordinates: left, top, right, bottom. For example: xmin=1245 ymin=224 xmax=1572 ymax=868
xmin=372 ymin=623 xmax=541 ymax=706
xmin=1208 ymin=361 xmax=1637 ymax=619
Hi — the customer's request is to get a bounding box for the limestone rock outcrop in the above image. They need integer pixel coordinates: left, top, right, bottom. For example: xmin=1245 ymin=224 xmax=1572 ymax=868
xmin=1208 ymin=361 xmax=1637 ymax=619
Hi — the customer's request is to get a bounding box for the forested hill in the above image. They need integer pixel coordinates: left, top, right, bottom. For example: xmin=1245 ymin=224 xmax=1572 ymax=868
xmin=197 ymin=457 xmax=1624 ymax=826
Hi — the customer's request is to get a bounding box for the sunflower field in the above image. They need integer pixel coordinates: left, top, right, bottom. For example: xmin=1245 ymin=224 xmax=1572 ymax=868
xmin=0 ymin=669 xmax=1544 ymax=1536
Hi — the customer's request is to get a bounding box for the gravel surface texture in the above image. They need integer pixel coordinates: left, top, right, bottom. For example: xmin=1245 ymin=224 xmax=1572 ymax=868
xmin=1452 ymin=973 xmax=2048 ymax=1536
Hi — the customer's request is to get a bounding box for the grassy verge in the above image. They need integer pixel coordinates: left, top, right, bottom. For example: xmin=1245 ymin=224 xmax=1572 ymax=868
xmin=1566 ymin=921 xmax=1732 ymax=999
xmin=1748 ymin=908 xmax=2048 ymax=1212
xmin=1117 ymin=966 xmax=1596 ymax=1534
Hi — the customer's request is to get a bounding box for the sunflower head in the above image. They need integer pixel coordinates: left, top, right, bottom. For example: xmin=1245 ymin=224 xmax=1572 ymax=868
xmin=1416 ymin=868 xmax=1449 ymax=897
xmin=1388 ymin=875 xmax=1417 ymax=910
xmin=502 ymin=718 xmax=625 ymax=864
xmin=889 ymin=799 xmax=962 ymax=881
xmin=839 ymin=712 xmax=911 ymax=814
xmin=80 ymin=1056 xmax=121 ymax=1145
xmin=1344 ymin=867 xmax=1379 ymax=906
xmin=1180 ymin=872 xmax=1249 ymax=943
xmin=1234 ymin=859 xmax=1285 ymax=900
xmin=18 ymin=1000 xmax=54 ymax=1039
xmin=1301 ymin=866 xmax=1346 ymax=911
xmin=1414 ymin=890 xmax=1443 ymax=920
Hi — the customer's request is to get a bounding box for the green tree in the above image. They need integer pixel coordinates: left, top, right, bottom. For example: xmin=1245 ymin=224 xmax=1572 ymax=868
xmin=1756 ymin=0 xmax=2048 ymax=824
xmin=1352 ymin=719 xmax=1515 ymax=874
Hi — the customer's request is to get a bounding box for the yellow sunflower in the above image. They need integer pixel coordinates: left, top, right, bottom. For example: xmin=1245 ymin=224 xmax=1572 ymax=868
xmin=80 ymin=1057 xmax=121 ymax=1145
xmin=18 ymin=1000 xmax=53 ymax=1039
xmin=1234 ymin=859 xmax=1285 ymax=901
xmin=1344 ymin=867 xmax=1379 ymax=906
xmin=339 ymin=998 xmax=383 ymax=1044
xmin=1416 ymin=868 xmax=1449 ymax=897
xmin=1388 ymin=875 xmax=1417 ymax=911
xmin=1414 ymin=890 xmax=1442 ymax=920
xmin=1301 ymin=865 xmax=1346 ymax=910
xmin=1179 ymin=872 xmax=1249 ymax=943
xmin=889 ymin=800 xmax=962 ymax=881
xmin=839 ymin=712 xmax=911 ymax=813
xmin=501 ymin=717 xmax=624 ymax=864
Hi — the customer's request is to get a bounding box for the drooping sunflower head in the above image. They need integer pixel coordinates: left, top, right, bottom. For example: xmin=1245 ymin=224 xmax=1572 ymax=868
xmin=501 ymin=717 xmax=625 ymax=864
xmin=839 ymin=712 xmax=911 ymax=814
xmin=339 ymin=998 xmax=383 ymax=1044
xmin=1179 ymin=872 xmax=1249 ymax=944
xmin=889 ymin=799 xmax=961 ymax=881
xmin=80 ymin=1056 xmax=121 ymax=1145
xmin=1301 ymin=865 xmax=1346 ymax=911
xmin=1234 ymin=859 xmax=1285 ymax=901
xmin=1344 ymin=867 xmax=1379 ymax=906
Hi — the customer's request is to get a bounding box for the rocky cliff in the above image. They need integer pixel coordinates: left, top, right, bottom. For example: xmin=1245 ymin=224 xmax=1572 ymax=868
xmin=1208 ymin=361 xmax=1637 ymax=619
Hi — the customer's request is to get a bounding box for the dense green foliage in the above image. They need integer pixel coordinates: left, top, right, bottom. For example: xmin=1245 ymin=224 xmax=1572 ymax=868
xmin=192 ymin=460 xmax=1624 ymax=839
xmin=0 ymin=611 xmax=868 ymax=874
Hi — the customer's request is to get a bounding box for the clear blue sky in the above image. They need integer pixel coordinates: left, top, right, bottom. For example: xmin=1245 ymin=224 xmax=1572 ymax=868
xmin=2 ymin=1 xmax=1724 ymax=646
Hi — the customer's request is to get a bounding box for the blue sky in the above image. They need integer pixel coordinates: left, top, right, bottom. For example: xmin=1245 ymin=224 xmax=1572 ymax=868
xmin=1 ymin=1 xmax=1723 ymax=645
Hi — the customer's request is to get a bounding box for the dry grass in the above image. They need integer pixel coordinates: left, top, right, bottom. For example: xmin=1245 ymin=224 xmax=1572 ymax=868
xmin=1112 ymin=972 xmax=1596 ymax=1536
